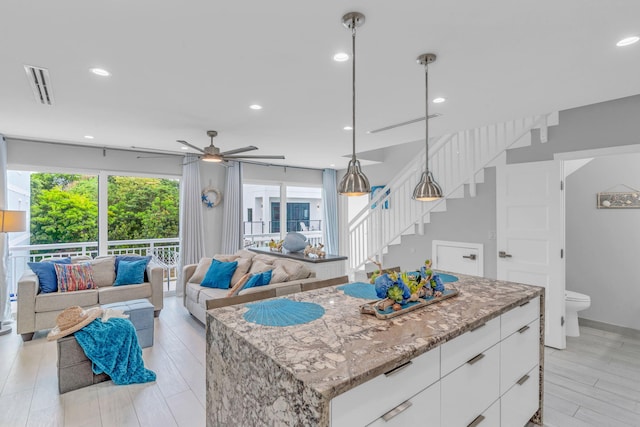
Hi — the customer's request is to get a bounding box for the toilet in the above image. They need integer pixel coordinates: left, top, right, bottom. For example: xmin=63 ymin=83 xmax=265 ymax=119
xmin=565 ymin=290 xmax=591 ymax=337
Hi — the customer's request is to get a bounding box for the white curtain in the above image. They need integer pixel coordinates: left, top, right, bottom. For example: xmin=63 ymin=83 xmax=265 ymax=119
xmin=322 ymin=168 xmax=339 ymax=255
xmin=177 ymin=154 xmax=205 ymax=297
xmin=0 ymin=136 xmax=11 ymax=327
xmin=221 ymin=162 xmax=243 ymax=253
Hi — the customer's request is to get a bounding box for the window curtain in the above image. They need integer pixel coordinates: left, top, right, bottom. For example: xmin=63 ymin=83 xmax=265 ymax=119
xmin=322 ymin=168 xmax=339 ymax=255
xmin=0 ymin=136 xmax=11 ymax=330
xmin=221 ymin=162 xmax=243 ymax=253
xmin=177 ymin=154 xmax=205 ymax=297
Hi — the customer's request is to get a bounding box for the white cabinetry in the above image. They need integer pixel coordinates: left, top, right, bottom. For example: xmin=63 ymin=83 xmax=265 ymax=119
xmin=330 ymin=296 xmax=541 ymax=426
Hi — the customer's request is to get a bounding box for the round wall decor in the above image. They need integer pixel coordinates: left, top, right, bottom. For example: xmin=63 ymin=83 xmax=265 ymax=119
xmin=201 ymin=187 xmax=222 ymax=208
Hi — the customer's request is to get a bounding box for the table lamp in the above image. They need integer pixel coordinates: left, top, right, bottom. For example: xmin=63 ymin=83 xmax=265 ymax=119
xmin=0 ymin=210 xmax=26 ymax=336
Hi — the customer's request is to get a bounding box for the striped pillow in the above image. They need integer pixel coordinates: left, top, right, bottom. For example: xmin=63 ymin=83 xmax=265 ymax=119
xmin=54 ymin=263 xmax=96 ymax=292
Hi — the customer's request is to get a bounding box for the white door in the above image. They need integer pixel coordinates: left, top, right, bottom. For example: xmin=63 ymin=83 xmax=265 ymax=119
xmin=497 ymin=160 xmax=565 ymax=349
xmin=432 ymin=240 xmax=484 ymax=277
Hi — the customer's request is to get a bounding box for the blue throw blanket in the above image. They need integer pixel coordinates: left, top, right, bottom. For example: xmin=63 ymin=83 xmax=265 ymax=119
xmin=74 ymin=318 xmax=156 ymax=385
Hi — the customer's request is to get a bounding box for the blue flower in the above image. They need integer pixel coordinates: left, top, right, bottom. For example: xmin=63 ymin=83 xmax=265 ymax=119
xmin=374 ymin=274 xmax=394 ymax=298
xmin=430 ymin=274 xmax=445 ymax=292
xmin=395 ymin=276 xmax=412 ymax=300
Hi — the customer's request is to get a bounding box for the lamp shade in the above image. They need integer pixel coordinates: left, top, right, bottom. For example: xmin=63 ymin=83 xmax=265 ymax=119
xmin=412 ymin=171 xmax=443 ymax=201
xmin=0 ymin=210 xmax=27 ymax=232
xmin=338 ymin=158 xmax=370 ymax=196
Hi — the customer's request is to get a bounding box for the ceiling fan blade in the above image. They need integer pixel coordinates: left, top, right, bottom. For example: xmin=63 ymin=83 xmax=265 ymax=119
xmin=220 ymin=146 xmax=258 ymax=156
xmin=177 ymin=139 xmax=205 ymax=153
xmin=223 ymin=155 xmax=286 ymax=160
xmin=367 ymin=113 xmax=442 ymax=134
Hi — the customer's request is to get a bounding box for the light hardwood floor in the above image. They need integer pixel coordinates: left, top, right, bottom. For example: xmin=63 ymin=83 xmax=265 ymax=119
xmin=2 ymin=297 xmax=640 ymax=427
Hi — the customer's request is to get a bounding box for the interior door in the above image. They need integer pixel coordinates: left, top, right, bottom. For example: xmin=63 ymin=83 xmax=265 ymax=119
xmin=497 ymin=160 xmax=565 ymax=349
xmin=432 ymin=240 xmax=484 ymax=277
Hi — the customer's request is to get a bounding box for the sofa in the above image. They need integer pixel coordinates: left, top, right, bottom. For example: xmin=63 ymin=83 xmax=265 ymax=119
xmin=17 ymin=255 xmax=164 ymax=341
xmin=183 ymin=249 xmax=328 ymax=324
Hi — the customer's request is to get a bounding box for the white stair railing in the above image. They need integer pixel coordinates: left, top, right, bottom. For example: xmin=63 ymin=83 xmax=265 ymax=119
xmin=346 ymin=113 xmax=558 ymax=272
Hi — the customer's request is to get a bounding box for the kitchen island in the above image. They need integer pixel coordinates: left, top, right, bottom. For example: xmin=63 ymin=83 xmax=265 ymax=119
xmin=206 ymin=274 xmax=544 ymax=426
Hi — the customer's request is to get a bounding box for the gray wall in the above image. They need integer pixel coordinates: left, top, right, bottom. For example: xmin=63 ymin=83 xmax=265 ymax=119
xmin=382 ymin=168 xmax=497 ymax=279
xmin=565 ymin=154 xmax=640 ymax=330
xmin=508 ymin=94 xmax=640 ymax=164
xmin=349 ymin=139 xmax=498 ymax=278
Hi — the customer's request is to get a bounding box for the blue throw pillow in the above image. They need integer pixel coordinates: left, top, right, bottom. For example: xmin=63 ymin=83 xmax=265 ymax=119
xmin=114 ymin=259 xmax=148 ymax=286
xmin=243 ymin=270 xmax=273 ymax=290
xmin=115 ymin=255 xmax=151 ymax=271
xmin=201 ymin=260 xmax=238 ymax=289
xmin=28 ymin=258 xmax=72 ymax=293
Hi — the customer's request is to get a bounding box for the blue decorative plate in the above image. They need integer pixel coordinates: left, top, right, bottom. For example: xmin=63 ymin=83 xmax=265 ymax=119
xmin=437 ymin=273 xmax=458 ymax=283
xmin=243 ymin=299 xmax=325 ymax=327
xmin=337 ymin=282 xmax=379 ymax=300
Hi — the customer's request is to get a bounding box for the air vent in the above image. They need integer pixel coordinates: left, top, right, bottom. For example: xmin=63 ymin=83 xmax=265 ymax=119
xmin=367 ymin=113 xmax=442 ymax=134
xmin=24 ymin=65 xmax=54 ymax=105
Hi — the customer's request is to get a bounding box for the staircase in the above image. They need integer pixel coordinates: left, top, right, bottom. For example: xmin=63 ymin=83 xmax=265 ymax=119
xmin=345 ymin=112 xmax=559 ymax=273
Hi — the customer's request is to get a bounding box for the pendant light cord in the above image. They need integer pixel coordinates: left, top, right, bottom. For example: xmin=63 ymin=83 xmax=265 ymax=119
xmin=424 ymin=62 xmax=430 ymax=174
xmin=351 ymin=25 xmax=357 ymax=162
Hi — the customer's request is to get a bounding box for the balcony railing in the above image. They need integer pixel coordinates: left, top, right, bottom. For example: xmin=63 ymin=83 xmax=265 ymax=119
xmin=8 ymin=238 xmax=180 ymax=299
xmin=244 ymin=220 xmax=322 ymax=235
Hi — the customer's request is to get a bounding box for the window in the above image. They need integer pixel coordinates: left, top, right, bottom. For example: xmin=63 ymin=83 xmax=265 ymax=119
xmin=243 ymin=183 xmax=323 ymax=247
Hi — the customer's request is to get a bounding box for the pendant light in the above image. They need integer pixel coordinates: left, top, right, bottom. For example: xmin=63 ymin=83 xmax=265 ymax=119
xmin=412 ymin=53 xmax=443 ymax=201
xmin=338 ymin=12 xmax=370 ymax=197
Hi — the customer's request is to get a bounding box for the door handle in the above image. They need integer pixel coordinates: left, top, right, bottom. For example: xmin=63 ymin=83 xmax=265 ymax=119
xmin=498 ymin=251 xmax=512 ymax=258
xmin=462 ymin=254 xmax=477 ymax=260
xmin=467 ymin=414 xmax=486 ymax=427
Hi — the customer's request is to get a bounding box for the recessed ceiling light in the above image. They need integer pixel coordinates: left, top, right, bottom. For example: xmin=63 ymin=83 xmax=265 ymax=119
xmin=330 ymin=164 xmax=336 ymax=167
xmin=84 ymin=135 xmax=94 ymax=139
xmin=617 ymin=36 xmax=639 ymax=47
xmin=343 ymin=126 xmax=353 ymax=130
xmin=181 ymin=146 xmax=189 ymax=150
xmin=333 ymin=52 xmax=349 ymax=62
xmin=433 ymin=97 xmax=446 ymax=103
xmin=249 ymin=104 xmax=263 ymax=110
xmin=90 ymin=68 xmax=110 ymax=77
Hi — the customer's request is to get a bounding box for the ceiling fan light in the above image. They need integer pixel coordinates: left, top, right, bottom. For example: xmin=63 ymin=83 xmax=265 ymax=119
xmin=202 ymin=154 xmax=223 ymax=163
xmin=413 ymin=171 xmax=443 ymax=201
xmin=338 ymin=158 xmax=370 ymax=196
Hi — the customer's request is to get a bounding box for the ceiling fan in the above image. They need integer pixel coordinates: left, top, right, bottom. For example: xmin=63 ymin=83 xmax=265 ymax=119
xmin=177 ymin=130 xmax=285 ymax=163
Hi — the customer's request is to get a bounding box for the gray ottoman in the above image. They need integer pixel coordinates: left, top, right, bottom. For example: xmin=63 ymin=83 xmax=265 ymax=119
xmin=57 ymin=335 xmax=110 ymax=394
xmin=101 ymin=299 xmax=155 ymax=348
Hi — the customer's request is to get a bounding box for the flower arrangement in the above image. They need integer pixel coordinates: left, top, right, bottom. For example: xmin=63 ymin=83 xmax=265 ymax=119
xmin=371 ymin=259 xmax=446 ymax=311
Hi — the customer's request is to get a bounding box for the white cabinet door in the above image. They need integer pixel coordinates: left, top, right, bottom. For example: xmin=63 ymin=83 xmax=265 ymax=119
xmin=501 ymin=365 xmax=540 ymax=427
xmin=367 ymin=382 xmax=440 ymax=427
xmin=441 ymin=344 xmax=500 ymax=427
xmin=496 ymin=160 xmax=565 ymax=349
xmin=432 ymin=240 xmax=484 ymax=277
xmin=332 ymin=348 xmax=440 ymax=427
xmin=500 ymin=318 xmax=540 ymax=394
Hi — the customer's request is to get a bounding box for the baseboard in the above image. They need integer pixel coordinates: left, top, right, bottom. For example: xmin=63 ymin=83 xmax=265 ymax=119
xmin=579 ymin=317 xmax=640 ymax=339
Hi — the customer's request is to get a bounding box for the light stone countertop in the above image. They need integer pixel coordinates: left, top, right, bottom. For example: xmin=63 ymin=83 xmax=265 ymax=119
xmin=206 ymin=273 xmax=544 ymax=426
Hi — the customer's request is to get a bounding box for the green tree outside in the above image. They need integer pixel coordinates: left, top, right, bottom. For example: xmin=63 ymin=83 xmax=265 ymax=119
xmin=30 ymin=173 xmax=179 ymax=245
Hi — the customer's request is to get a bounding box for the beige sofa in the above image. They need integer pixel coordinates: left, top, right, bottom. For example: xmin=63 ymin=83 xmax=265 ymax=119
xmin=17 ymin=255 xmax=164 ymax=341
xmin=183 ymin=249 xmax=326 ymax=324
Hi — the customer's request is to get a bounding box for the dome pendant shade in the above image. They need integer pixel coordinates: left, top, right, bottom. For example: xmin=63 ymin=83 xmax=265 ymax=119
xmin=412 ymin=171 xmax=443 ymax=201
xmin=338 ymin=158 xmax=370 ymax=196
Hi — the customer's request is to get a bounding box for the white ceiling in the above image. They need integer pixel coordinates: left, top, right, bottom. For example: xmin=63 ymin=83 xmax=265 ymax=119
xmin=1 ymin=0 xmax=639 ymax=169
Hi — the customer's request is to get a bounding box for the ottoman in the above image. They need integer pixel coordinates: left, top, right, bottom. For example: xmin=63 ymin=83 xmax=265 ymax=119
xmin=101 ymin=299 xmax=155 ymax=348
xmin=57 ymin=335 xmax=109 ymax=394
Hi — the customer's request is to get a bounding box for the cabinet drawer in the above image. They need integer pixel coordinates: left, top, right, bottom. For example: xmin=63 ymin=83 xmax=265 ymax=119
xmin=501 ymin=296 xmax=540 ymax=339
xmin=501 ymin=365 xmax=540 ymax=427
xmin=465 ymin=398 xmax=500 ymax=427
xmin=441 ymin=316 xmax=500 ymax=377
xmin=366 ymin=381 xmax=440 ymax=427
xmin=501 ymin=318 xmax=540 ymax=394
xmin=331 ymin=347 xmax=440 ymax=427
xmin=441 ymin=344 xmax=500 ymax=427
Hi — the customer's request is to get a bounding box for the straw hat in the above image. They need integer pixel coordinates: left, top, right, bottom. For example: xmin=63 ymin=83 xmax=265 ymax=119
xmin=47 ymin=306 xmax=103 ymax=341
